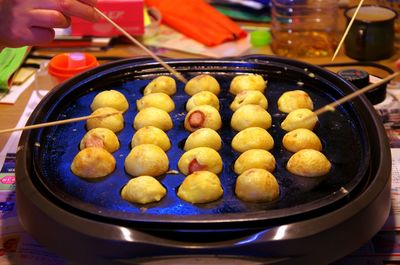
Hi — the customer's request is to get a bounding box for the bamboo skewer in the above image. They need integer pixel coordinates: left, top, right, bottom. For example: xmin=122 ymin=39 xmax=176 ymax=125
xmin=331 ymin=0 xmax=364 ymax=61
xmin=314 ymin=71 xmax=400 ymax=116
xmin=0 ymin=111 xmax=121 ymax=134
xmin=94 ymin=8 xmax=188 ymax=84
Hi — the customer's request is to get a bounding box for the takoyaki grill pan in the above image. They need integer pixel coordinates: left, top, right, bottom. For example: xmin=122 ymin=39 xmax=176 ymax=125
xmin=16 ymin=55 xmax=391 ymax=265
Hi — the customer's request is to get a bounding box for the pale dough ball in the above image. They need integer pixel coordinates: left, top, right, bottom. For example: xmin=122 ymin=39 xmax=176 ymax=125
xmin=90 ymin=90 xmax=129 ymax=113
xmin=125 ymin=144 xmax=169 ymax=177
xmin=231 ymin=104 xmax=272 ymax=131
xmin=177 ymin=171 xmax=223 ymax=204
xmin=231 ymin=127 xmax=274 ymax=153
xmin=234 ymin=149 xmax=276 ymax=175
xmin=184 ymin=74 xmax=220 ymax=96
xmin=86 ymin=107 xmax=124 ymax=133
xmin=229 ymin=74 xmax=266 ymax=95
xmin=277 ymin=90 xmax=314 ymax=113
xmin=134 ymin=107 xmax=173 ymax=131
xmin=79 ymin=128 xmax=120 ymax=153
xmin=186 ymin=91 xmax=220 ymax=111
xmin=184 ymin=105 xmax=222 ymax=132
xmin=178 ymin=147 xmax=223 ymax=175
xmin=287 ymin=149 xmax=331 ymax=177
xmin=235 ymin=168 xmax=280 ymax=203
xmin=144 ymin=76 xmax=176 ymax=96
xmin=230 ymin=90 xmax=268 ymax=111
xmin=281 ymin=108 xmax=318 ymax=131
xmin=184 ymin=128 xmax=222 ymax=151
xmin=121 ymin=176 xmax=166 ymax=204
xmin=71 ymin=147 xmax=115 ymax=179
xmin=131 ymin=126 xmax=171 ymax=151
xmin=282 ymin=128 xmax=322 ymax=153
xmin=136 ymin=92 xmax=175 ymax=113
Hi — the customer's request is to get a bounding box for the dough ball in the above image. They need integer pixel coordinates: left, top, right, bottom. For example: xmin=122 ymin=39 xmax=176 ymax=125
xmin=282 ymin=128 xmax=322 ymax=153
xmin=287 ymin=149 xmax=331 ymax=177
xmin=132 ymin=126 xmax=171 ymax=151
xmin=79 ymin=128 xmax=120 ymax=153
xmin=232 ymin=127 xmax=274 ymax=153
xmin=125 ymin=144 xmax=169 ymax=177
xmin=90 ymin=90 xmax=129 ymax=113
xmin=281 ymin=108 xmax=318 ymax=131
xmin=231 ymin=105 xmax=272 ymax=131
xmin=184 ymin=128 xmax=222 ymax=151
xmin=234 ymin=149 xmax=276 ymax=175
xmin=277 ymin=90 xmax=314 ymax=113
xmin=86 ymin=107 xmax=124 ymax=133
xmin=71 ymin=147 xmax=115 ymax=179
xmin=229 ymin=74 xmax=266 ymax=95
xmin=178 ymin=147 xmax=223 ymax=175
xmin=121 ymin=176 xmax=166 ymax=204
xmin=177 ymin=171 xmax=223 ymax=204
xmin=184 ymin=74 xmax=220 ymax=96
xmin=235 ymin=168 xmax=279 ymax=203
xmin=230 ymin=90 xmax=268 ymax=111
xmin=186 ymin=91 xmax=220 ymax=111
xmin=136 ymin=92 xmax=175 ymax=113
xmin=134 ymin=107 xmax=173 ymax=131
xmin=144 ymin=76 xmax=176 ymax=96
xmin=184 ymin=105 xmax=222 ymax=132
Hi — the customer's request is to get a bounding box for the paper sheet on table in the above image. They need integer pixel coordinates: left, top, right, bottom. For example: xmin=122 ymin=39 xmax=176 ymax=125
xmin=0 ymin=90 xmax=48 ymax=169
xmin=0 ymin=75 xmax=36 ymax=105
xmin=143 ymin=24 xmax=251 ymax=58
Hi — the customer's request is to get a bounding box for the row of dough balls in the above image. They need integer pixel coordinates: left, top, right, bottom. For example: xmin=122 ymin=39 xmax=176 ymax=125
xmin=70 ymin=89 xmax=129 ymax=179
xmin=179 ymin=76 xmax=224 ymax=204
xmin=277 ymin=90 xmax=331 ymax=178
xmin=123 ymin=77 xmax=177 ymax=204
xmin=227 ymin=78 xmax=280 ymax=203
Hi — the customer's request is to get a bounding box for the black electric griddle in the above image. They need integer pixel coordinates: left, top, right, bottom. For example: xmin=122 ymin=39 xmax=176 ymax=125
xmin=16 ymin=55 xmax=391 ymax=264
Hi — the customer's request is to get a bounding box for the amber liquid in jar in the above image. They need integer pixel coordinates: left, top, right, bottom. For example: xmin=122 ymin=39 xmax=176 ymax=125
xmin=271 ymin=0 xmax=339 ymax=58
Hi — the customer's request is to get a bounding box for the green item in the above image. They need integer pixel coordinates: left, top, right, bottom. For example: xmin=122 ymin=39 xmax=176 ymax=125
xmin=250 ymin=30 xmax=271 ymax=47
xmin=0 ymin=47 xmax=29 ymax=90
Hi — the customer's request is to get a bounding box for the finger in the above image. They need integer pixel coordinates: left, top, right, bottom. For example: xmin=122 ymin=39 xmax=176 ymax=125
xmin=78 ymin=0 xmax=98 ymax=7
xmin=58 ymin=0 xmax=99 ymax=22
xmin=9 ymin=27 xmax=56 ymax=47
xmin=36 ymin=0 xmax=99 ymax=22
xmin=30 ymin=27 xmax=56 ymax=46
xmin=29 ymin=10 xmax=71 ymax=29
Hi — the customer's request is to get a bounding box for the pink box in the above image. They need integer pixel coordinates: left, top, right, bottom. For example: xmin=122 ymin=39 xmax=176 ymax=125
xmin=71 ymin=0 xmax=144 ymax=37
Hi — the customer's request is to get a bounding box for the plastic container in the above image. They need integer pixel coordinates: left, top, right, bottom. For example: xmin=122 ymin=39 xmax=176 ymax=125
xmin=48 ymin=53 xmax=99 ymax=84
xmin=270 ymin=0 xmax=339 ymax=58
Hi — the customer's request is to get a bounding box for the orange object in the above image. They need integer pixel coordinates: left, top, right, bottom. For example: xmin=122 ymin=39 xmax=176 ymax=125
xmin=145 ymin=0 xmax=247 ymax=46
xmin=48 ymin=53 xmax=99 ymax=83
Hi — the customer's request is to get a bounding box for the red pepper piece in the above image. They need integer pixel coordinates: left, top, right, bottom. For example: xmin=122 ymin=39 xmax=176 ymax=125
xmin=188 ymin=158 xmax=207 ymax=174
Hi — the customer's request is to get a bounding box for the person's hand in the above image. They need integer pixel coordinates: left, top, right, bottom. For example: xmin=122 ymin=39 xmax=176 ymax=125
xmin=0 ymin=0 xmax=99 ymax=48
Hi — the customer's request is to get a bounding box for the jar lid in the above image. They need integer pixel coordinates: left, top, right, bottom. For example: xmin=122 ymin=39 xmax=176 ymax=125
xmin=48 ymin=53 xmax=99 ymax=82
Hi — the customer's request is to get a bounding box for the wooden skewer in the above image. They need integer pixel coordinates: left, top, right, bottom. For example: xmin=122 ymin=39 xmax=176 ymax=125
xmin=331 ymin=0 xmax=364 ymax=61
xmin=94 ymin=8 xmax=188 ymax=84
xmin=314 ymin=71 xmax=400 ymax=116
xmin=0 ymin=111 xmax=121 ymax=134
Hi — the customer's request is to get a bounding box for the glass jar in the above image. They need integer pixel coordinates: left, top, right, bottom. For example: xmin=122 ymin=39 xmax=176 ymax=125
xmin=270 ymin=0 xmax=339 ymax=58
